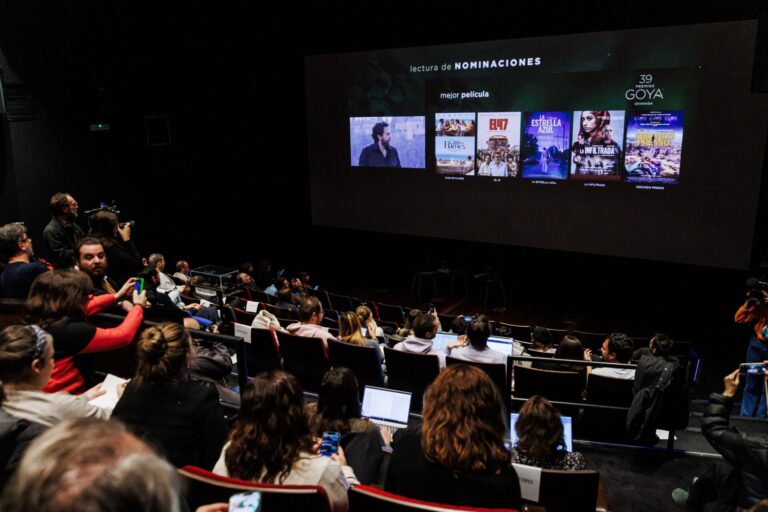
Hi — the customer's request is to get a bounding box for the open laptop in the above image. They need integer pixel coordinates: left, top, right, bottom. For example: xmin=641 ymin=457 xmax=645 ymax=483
xmin=487 ymin=335 xmax=515 ymax=355
xmin=361 ymin=386 xmax=412 ymax=430
xmin=509 ymin=412 xmax=573 ymax=452
xmin=431 ymin=332 xmax=459 ymax=352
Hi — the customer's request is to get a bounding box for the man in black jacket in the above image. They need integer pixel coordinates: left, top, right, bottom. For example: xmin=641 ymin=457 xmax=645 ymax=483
xmin=672 ymin=367 xmax=768 ymax=510
xmin=42 ymin=192 xmax=84 ymax=269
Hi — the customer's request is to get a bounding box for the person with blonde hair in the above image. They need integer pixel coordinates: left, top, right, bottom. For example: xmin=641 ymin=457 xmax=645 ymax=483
xmin=511 ymin=395 xmax=586 ymax=470
xmin=385 ymin=364 xmax=521 ymax=508
xmin=112 ymin=322 xmax=226 ymax=469
xmin=338 ymin=311 xmax=383 ymax=364
xmin=355 ymin=305 xmax=383 ymax=338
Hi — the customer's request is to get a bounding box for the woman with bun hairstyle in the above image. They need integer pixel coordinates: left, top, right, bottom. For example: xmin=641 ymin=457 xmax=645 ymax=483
xmin=112 ymin=322 xmax=227 ymax=469
xmin=0 ymin=324 xmax=108 ymax=427
xmin=25 ymin=269 xmax=146 ymax=394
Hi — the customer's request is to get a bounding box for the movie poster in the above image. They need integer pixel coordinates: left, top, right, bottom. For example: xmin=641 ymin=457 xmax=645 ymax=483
xmin=434 ymin=113 xmax=477 ymax=175
xmin=475 ymin=112 xmax=521 ymax=177
xmin=520 ymin=112 xmax=571 ymax=180
xmin=624 ymin=111 xmax=684 ymax=184
xmin=569 ymin=110 xmax=625 ymax=181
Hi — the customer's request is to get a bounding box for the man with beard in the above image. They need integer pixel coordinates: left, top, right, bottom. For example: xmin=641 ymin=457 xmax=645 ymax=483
xmin=75 ymin=237 xmax=136 ymax=308
xmin=42 ymin=192 xmax=85 ymax=268
xmin=358 ymin=121 xmax=401 ymax=168
xmin=0 ymin=223 xmax=49 ymax=299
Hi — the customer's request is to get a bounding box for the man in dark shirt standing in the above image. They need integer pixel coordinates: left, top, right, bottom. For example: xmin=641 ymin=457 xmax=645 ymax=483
xmin=0 ymin=223 xmax=49 ymax=299
xmin=358 ymin=121 xmax=401 ymax=168
xmin=42 ymin=192 xmax=84 ymax=268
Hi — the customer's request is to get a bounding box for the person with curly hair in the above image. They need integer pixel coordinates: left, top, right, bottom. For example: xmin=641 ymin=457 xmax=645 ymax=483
xmin=384 ymin=364 xmax=521 ymax=508
xmin=510 ymin=395 xmax=586 ymax=470
xmin=213 ymin=370 xmax=359 ymax=512
xmin=112 ymin=322 xmax=227 ymax=469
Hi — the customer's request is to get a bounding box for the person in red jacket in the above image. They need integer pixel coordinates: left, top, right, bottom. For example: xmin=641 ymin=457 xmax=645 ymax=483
xmin=734 ymin=288 xmax=768 ymax=417
xmin=25 ymin=269 xmax=147 ymax=393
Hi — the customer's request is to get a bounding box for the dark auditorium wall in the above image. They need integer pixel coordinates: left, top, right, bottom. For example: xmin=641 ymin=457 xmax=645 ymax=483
xmin=0 ymin=1 xmax=766 ymax=388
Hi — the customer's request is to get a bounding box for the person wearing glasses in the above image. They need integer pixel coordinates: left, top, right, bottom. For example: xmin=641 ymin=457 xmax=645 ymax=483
xmin=0 ymin=223 xmax=49 ymax=299
xmin=42 ymin=192 xmax=84 ymax=269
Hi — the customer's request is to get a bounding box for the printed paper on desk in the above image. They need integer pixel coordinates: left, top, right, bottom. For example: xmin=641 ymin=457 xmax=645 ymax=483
xmin=88 ymin=374 xmax=129 ymax=410
xmin=512 ymin=463 xmax=542 ymax=502
xmin=234 ymin=323 xmax=252 ymax=343
xmin=245 ymin=301 xmax=260 ymax=313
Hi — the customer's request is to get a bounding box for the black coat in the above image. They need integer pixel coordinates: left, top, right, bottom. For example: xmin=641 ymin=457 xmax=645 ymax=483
xmin=703 ymin=392 xmax=768 ymax=509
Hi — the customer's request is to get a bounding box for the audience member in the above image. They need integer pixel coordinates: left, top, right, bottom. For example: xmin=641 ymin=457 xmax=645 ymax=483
xmin=148 ymin=253 xmax=176 ymax=293
xmin=173 ymin=260 xmax=191 ymax=283
xmin=511 ymin=395 xmax=587 ymax=470
xmin=75 ymin=237 xmax=136 ymax=302
xmin=25 ymin=270 xmax=146 ymax=393
xmin=0 ymin=223 xmax=49 ymax=299
xmin=275 ymin=287 xmax=299 ymax=313
xmin=338 ymin=311 xmax=384 ymax=372
xmin=450 ymin=315 xmax=507 ymax=367
xmin=392 ymin=313 xmax=446 ymax=368
xmin=264 ymin=276 xmax=288 ymax=297
xmin=672 ymin=368 xmax=768 ymax=510
xmin=450 ymin=315 xmax=469 ymax=335
xmin=632 ymin=334 xmax=678 ymax=393
xmin=355 ymin=304 xmax=384 ymax=338
xmin=1 ymin=418 xmax=183 ymax=512
xmin=531 ymin=326 xmax=554 ymax=350
xmin=586 ymin=332 xmax=635 ymax=379
xmin=213 ymin=370 xmax=359 ymax=512
xmin=290 ymin=276 xmax=307 ymax=300
xmin=385 ymin=365 xmax=521 ymax=508
xmin=89 ymin=210 xmax=143 ymax=285
xmin=735 ymin=289 xmax=768 ymax=418
xmin=42 ymin=192 xmax=84 ymax=269
xmin=0 ymin=324 xmax=108 ymax=427
xmin=286 ymin=297 xmax=336 ymax=349
xmin=112 ymin=322 xmax=227 ymax=469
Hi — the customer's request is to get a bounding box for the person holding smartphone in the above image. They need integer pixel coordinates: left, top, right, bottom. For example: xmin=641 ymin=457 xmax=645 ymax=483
xmin=213 ymin=371 xmax=359 ymax=512
xmin=734 ymin=287 xmax=768 ymax=417
xmin=672 ymin=366 xmax=768 ymax=510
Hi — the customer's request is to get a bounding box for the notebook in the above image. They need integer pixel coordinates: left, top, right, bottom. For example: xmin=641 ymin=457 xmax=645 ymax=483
xmin=510 ymin=412 xmax=573 ymax=452
xmin=361 ymin=386 xmax=412 ymax=429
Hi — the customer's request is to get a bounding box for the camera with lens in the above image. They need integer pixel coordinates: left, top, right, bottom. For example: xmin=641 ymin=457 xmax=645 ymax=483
xmin=84 ymin=201 xmax=135 ymax=229
xmin=746 ymin=277 xmax=767 ymax=306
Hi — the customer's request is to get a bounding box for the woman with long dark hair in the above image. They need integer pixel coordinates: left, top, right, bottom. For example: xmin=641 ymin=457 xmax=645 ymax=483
xmin=511 ymin=395 xmax=586 ymax=470
xmin=385 ymin=364 xmax=521 ymax=508
xmin=25 ymin=269 xmax=146 ymax=393
xmin=214 ymin=370 xmax=359 ymax=512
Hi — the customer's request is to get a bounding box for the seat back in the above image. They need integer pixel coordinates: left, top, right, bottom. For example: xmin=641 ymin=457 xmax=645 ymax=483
xmin=264 ymin=303 xmax=299 ymax=321
xmin=0 ymin=299 xmax=25 ymax=331
xmin=328 ymin=339 xmax=384 ymax=393
xmin=376 ymin=302 xmax=405 ymax=325
xmin=349 ymin=484 xmax=520 ymax=511
xmin=233 ymin=307 xmax=258 ymax=325
xmin=515 ymin=466 xmax=599 ymax=512
xmin=573 ymin=330 xmax=608 ymax=350
xmin=582 ymin=373 xmax=635 ymax=442
xmin=178 ymin=465 xmax=331 ymax=512
xmin=383 ymin=347 xmax=440 ymax=413
xmin=277 ymin=332 xmax=329 ymax=392
xmin=327 ymin=292 xmax=354 ymax=312
xmin=245 ymin=328 xmax=282 ymax=377
xmin=495 ymin=322 xmax=532 ymax=342
xmin=513 ymin=365 xmax=583 ymax=405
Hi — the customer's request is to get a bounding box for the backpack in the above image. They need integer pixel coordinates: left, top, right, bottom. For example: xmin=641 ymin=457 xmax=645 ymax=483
xmin=626 ymin=361 xmax=678 ymax=443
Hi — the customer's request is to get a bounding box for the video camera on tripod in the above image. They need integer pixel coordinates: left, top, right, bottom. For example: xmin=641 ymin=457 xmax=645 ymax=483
xmin=83 ymin=201 xmax=135 ymax=229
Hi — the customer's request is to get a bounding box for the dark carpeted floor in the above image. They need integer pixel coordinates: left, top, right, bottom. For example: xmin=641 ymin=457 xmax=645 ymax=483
xmin=579 ymin=443 xmax=717 ymax=511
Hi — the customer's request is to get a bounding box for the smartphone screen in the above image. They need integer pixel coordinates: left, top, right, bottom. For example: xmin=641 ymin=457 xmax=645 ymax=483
xmin=229 ymin=491 xmax=261 ymax=512
xmin=320 ymin=431 xmax=340 ymax=457
xmin=740 ymin=362 xmax=767 ymax=375
xmin=133 ymin=277 xmax=144 ymax=294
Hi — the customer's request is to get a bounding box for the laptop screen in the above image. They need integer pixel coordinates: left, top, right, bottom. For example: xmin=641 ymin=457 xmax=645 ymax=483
xmin=487 ymin=336 xmax=515 ymax=356
xmin=510 ymin=413 xmax=573 ymax=452
xmin=362 ymin=386 xmax=412 ymax=425
xmin=431 ymin=332 xmax=458 ymax=352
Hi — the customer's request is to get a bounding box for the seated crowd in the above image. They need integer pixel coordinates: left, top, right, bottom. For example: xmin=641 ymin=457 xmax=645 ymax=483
xmin=0 ymin=192 xmax=766 ymax=511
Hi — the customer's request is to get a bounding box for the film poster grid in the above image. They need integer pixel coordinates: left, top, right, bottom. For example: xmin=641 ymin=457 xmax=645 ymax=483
xmin=431 ymin=110 xmax=683 ymax=183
